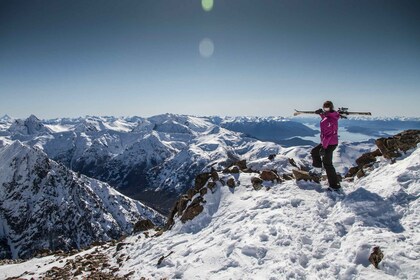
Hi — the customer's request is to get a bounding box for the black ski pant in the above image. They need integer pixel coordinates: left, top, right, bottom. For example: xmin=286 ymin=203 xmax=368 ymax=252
xmin=311 ymin=144 xmax=339 ymax=187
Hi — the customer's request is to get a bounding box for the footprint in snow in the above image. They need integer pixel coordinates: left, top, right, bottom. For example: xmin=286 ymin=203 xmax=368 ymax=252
xmin=241 ymin=245 xmax=268 ymax=264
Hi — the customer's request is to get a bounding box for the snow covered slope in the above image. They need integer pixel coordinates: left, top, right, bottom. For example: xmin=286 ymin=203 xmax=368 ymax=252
xmin=0 ymin=140 xmax=163 ymax=259
xmin=1 ymin=144 xmax=418 ymax=279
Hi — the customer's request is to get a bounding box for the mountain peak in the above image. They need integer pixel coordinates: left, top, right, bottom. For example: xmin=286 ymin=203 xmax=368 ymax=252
xmin=0 ymin=114 xmax=13 ymax=122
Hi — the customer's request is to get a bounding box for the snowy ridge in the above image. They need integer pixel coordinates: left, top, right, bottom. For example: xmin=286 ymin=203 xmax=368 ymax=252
xmin=1 ymin=144 xmax=418 ymax=279
xmin=0 ymin=140 xmax=163 ymax=259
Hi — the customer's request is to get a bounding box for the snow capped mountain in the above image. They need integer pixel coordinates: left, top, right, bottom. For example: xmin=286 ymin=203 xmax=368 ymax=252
xmin=1 ymin=114 xmax=418 ymax=215
xmin=7 ymin=115 xmax=52 ymax=136
xmin=1 ymin=133 xmax=418 ymax=279
xmin=2 ymin=115 xmax=287 ymax=213
xmin=0 ymin=140 xmax=163 ymax=259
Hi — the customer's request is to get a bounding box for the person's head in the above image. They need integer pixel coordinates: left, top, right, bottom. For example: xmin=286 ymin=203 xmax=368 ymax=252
xmin=323 ymin=101 xmax=334 ymax=112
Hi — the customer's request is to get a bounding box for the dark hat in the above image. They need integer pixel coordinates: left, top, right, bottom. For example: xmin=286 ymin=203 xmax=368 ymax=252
xmin=323 ymin=101 xmax=334 ymax=110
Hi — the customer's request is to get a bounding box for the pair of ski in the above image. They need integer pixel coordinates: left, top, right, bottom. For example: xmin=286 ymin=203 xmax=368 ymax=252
xmin=294 ymin=107 xmax=371 ymax=118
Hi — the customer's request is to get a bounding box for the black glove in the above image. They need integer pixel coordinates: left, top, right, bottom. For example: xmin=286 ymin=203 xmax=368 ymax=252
xmin=315 ymin=109 xmax=323 ymax=114
xmin=319 ymin=147 xmax=326 ymax=157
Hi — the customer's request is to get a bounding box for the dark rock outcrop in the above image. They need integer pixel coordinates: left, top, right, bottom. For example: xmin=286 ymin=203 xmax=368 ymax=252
xmin=260 ymin=170 xmax=281 ymax=182
xmin=369 ymin=246 xmax=384 ymax=269
xmin=226 ymin=178 xmax=236 ymax=188
xmin=223 ymin=159 xmax=249 ymax=173
xmin=165 ymin=171 xmax=220 ymax=229
xmin=355 ymin=149 xmax=382 ymax=167
xmin=251 ymin=177 xmax=263 ymax=190
xmin=292 ymin=169 xmax=320 ymax=183
xmin=133 ymin=219 xmax=155 ymax=233
xmin=195 ymin=173 xmax=212 ymax=191
xmin=180 ymin=197 xmax=205 ymax=223
xmin=376 ymin=130 xmax=419 ymax=159
xmin=346 ymin=130 xmax=419 ymax=178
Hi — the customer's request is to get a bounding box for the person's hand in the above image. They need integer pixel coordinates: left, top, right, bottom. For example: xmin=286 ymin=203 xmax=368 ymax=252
xmin=315 ymin=109 xmax=323 ymax=114
xmin=319 ymin=147 xmax=326 ymax=157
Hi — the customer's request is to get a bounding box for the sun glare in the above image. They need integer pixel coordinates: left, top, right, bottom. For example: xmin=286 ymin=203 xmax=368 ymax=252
xmin=201 ymin=0 xmax=214 ymax=12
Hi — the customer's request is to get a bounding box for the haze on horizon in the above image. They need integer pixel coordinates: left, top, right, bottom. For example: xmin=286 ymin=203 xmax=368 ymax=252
xmin=1 ymin=0 xmax=419 ymax=119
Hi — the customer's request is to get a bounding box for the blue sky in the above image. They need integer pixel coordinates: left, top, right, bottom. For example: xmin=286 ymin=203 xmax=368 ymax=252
xmin=1 ymin=0 xmax=419 ymax=118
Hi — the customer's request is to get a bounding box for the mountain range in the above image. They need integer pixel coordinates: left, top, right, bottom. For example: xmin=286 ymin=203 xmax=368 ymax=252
xmin=0 ymin=127 xmax=418 ymax=279
xmin=0 ymin=113 xmax=418 ymax=262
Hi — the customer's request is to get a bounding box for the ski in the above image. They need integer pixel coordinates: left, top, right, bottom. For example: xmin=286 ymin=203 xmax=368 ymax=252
xmin=293 ymin=107 xmax=372 ymax=118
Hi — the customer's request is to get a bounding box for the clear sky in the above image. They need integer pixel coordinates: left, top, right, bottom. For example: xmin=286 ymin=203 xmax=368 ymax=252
xmin=1 ymin=0 xmax=419 ymax=118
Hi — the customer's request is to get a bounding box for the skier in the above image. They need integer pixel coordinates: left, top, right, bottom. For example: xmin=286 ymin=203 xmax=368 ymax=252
xmin=310 ymin=101 xmax=341 ymax=190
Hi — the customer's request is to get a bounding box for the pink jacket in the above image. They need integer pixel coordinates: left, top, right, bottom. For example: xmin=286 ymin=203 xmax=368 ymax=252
xmin=319 ymin=111 xmax=339 ymax=149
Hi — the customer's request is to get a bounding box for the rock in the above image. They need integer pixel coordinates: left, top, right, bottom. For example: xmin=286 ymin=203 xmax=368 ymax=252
xmin=376 ymin=130 xmax=420 ymax=159
xmin=231 ymin=166 xmax=241 ymax=173
xmin=260 ymin=170 xmax=280 ymax=182
xmin=268 ymin=154 xmax=276 ymax=160
xmin=74 ymin=268 xmax=83 ymax=276
xmin=91 ymin=241 xmax=106 ymax=247
xmin=116 ymin=243 xmax=128 ymax=252
xmin=186 ymin=188 xmax=197 ymax=200
xmin=223 ymin=165 xmax=240 ymax=174
xmin=165 ymin=195 xmax=191 ymax=230
xmin=177 ymin=195 xmax=190 ymax=216
xmin=133 ymin=219 xmax=155 ymax=233
xmin=345 ymin=166 xmax=359 ymax=178
xmin=226 ymin=178 xmax=236 ymax=188
xmin=124 ymin=271 xmax=135 ymax=278
xmin=369 ymin=246 xmax=384 ymax=269
xmin=288 ymin=158 xmax=298 ymax=168
xmin=211 ymin=170 xmax=220 ymax=182
xmin=282 ymin=173 xmax=293 ymax=181
xmin=356 ymin=169 xmax=365 ymax=178
xmin=235 ymin=159 xmax=247 ymax=170
xmin=200 ymin=187 xmax=208 ymax=196
xmin=181 ymin=197 xmax=204 ymax=223
xmin=207 ymin=181 xmax=217 ymax=193
xmin=356 ymin=149 xmax=381 ymax=167
xmin=157 ymin=251 xmax=174 ymax=266
xmin=251 ymin=177 xmax=263 ymax=190
xmin=292 ymin=169 xmax=320 ymax=183
xmin=194 ymin=172 xmax=212 ymax=190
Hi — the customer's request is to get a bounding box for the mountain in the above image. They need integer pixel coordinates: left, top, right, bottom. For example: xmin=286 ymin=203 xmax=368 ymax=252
xmin=1 ymin=131 xmax=418 ymax=279
xmin=0 ymin=140 xmax=163 ymax=259
xmin=292 ymin=116 xmax=420 ymax=138
xmin=214 ymin=116 xmax=318 ymax=146
xmin=1 ymin=114 xmax=419 ymax=215
xmin=0 ymin=115 xmax=14 ymax=136
xmin=3 ymin=115 xmax=287 ymax=214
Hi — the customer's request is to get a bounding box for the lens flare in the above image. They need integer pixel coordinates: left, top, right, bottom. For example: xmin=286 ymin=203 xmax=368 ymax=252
xmin=201 ymin=0 xmax=214 ymax=12
xmin=199 ymin=38 xmax=214 ymax=58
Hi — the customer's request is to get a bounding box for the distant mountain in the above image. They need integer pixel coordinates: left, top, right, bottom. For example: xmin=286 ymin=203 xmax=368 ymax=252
xmin=292 ymin=116 xmax=420 ymax=137
xmin=2 ymin=114 xmax=285 ymax=213
xmin=0 ymin=140 xmax=163 ymax=259
xmin=1 ymin=114 xmax=419 ymax=214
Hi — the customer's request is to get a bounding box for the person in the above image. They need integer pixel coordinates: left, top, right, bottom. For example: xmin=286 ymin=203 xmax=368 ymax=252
xmin=310 ymin=100 xmax=341 ymax=190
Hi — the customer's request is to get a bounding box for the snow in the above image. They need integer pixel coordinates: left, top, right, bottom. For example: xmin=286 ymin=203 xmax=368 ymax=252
xmin=119 ymin=148 xmax=419 ymax=279
xmin=2 ymin=146 xmax=418 ymax=279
